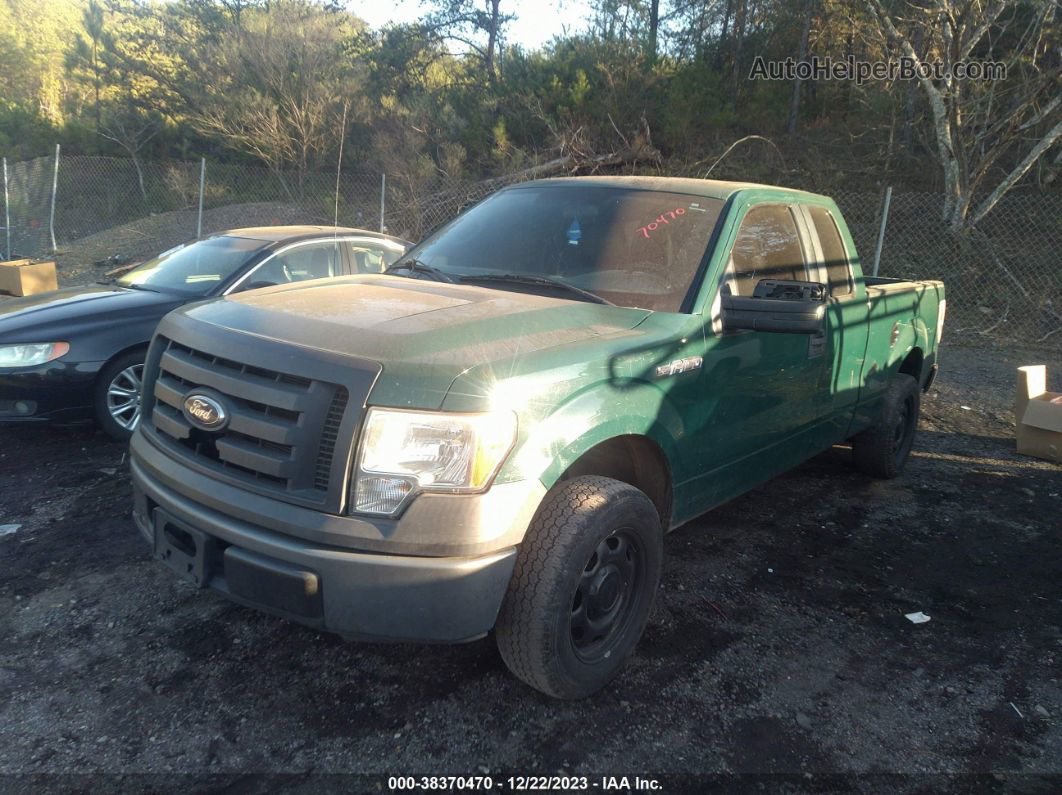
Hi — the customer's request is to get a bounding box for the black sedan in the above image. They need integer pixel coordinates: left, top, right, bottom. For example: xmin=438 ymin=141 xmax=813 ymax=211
xmin=0 ymin=226 xmax=410 ymax=439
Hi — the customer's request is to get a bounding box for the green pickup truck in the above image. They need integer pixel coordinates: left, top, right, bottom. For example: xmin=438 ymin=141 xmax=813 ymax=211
xmin=130 ymin=177 xmax=945 ymax=698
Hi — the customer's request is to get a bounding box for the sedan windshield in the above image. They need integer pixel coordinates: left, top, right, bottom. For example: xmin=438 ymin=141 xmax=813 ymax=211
xmin=116 ymin=236 xmax=268 ymax=295
xmin=403 ymin=185 xmax=725 ymax=312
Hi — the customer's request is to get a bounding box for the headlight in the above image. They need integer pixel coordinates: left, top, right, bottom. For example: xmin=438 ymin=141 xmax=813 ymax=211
xmin=352 ymin=407 xmax=517 ymax=516
xmin=0 ymin=342 xmax=70 ymax=368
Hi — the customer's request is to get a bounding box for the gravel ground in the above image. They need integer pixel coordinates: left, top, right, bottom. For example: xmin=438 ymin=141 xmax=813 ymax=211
xmin=0 ymin=344 xmax=1059 ymax=792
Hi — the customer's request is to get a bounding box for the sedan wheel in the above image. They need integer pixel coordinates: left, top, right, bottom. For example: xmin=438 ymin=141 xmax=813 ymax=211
xmin=94 ymin=350 xmax=149 ymax=441
xmin=106 ymin=364 xmax=144 ymax=431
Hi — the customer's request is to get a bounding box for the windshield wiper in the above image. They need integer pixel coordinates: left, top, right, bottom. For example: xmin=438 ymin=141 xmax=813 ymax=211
xmin=458 ymin=273 xmax=613 ymax=305
xmin=384 ymin=258 xmax=455 ymax=283
xmin=104 ymin=281 xmax=156 ymax=292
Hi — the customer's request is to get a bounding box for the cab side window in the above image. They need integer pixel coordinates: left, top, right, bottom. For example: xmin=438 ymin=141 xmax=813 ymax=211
xmin=347 ymin=241 xmax=403 ymax=274
xmin=807 ymin=206 xmax=853 ymax=297
xmin=724 ymin=205 xmax=807 ymax=297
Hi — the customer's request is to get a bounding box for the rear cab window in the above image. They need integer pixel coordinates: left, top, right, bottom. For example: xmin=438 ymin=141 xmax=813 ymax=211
xmin=806 ymin=206 xmax=853 ymax=297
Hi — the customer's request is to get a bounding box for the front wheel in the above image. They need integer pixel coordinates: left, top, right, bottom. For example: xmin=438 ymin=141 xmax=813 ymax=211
xmin=93 ymin=351 xmax=147 ymax=441
xmin=495 ymin=476 xmax=662 ymax=699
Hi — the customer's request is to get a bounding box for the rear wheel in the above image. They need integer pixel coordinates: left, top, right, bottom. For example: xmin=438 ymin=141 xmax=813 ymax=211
xmin=94 ymin=350 xmax=146 ymax=441
xmin=851 ymin=373 xmax=920 ymax=478
xmin=495 ymin=476 xmax=662 ymax=699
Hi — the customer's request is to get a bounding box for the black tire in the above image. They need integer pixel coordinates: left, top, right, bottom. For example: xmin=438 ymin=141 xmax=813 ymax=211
xmin=93 ymin=350 xmax=147 ymax=441
xmin=495 ymin=475 xmax=663 ymax=699
xmin=851 ymin=373 xmax=920 ymax=479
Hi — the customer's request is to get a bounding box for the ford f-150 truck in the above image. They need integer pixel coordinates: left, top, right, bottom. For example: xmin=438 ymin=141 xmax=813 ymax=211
xmin=130 ymin=177 xmax=945 ymax=698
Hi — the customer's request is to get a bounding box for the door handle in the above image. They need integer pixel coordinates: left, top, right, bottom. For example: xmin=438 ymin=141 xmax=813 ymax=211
xmin=808 ymin=331 xmax=826 ymax=359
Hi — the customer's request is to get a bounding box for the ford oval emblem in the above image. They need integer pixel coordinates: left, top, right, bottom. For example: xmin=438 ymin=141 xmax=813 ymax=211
xmin=182 ymin=393 xmax=228 ymax=431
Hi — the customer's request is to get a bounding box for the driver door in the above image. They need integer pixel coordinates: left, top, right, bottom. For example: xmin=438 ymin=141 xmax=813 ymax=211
xmin=679 ymin=202 xmax=830 ymax=516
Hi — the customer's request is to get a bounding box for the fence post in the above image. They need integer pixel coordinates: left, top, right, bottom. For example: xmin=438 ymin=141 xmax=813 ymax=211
xmin=2 ymin=157 xmax=9 ymax=261
xmin=379 ymin=173 xmax=386 ymax=233
xmin=871 ymin=185 xmax=892 ymax=277
xmin=196 ymin=158 xmax=206 ymax=239
xmin=49 ymin=144 xmax=60 ymax=252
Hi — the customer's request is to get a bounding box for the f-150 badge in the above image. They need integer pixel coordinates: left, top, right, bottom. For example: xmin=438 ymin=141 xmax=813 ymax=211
xmin=655 ymin=356 xmax=703 ymax=378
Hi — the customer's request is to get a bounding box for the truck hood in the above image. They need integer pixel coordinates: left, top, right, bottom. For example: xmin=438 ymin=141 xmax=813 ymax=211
xmin=175 ymin=275 xmax=652 ymax=409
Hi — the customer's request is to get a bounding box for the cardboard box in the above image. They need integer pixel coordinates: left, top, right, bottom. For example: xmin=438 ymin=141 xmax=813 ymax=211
xmin=0 ymin=259 xmax=58 ymax=296
xmin=1015 ymin=365 xmax=1062 ymax=464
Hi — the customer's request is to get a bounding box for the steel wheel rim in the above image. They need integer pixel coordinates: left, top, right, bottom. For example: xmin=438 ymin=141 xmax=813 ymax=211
xmin=891 ymin=394 xmax=916 ymax=459
xmin=107 ymin=364 xmax=144 ymax=431
xmin=569 ymin=528 xmax=644 ymax=663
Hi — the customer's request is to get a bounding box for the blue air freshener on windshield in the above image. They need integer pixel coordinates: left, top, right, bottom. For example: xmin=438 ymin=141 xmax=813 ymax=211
xmin=567 ymin=218 xmax=582 ymax=246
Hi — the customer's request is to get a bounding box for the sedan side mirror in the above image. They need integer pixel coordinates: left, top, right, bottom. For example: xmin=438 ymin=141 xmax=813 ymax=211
xmin=722 ymin=279 xmax=827 ymax=334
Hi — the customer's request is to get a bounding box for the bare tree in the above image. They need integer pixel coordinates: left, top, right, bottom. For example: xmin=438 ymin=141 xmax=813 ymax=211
xmin=787 ymin=0 xmax=816 ymax=135
xmin=421 ymin=0 xmax=514 ymax=81
xmin=648 ymin=0 xmax=661 ymax=60
xmin=99 ymin=108 xmax=161 ymax=201
xmin=192 ymin=1 xmax=362 ymax=196
xmin=586 ymin=0 xmax=648 ymax=43
xmin=731 ymin=0 xmax=747 ymax=94
xmin=67 ymin=0 xmax=108 ymax=132
xmin=868 ymin=0 xmax=1062 ymax=229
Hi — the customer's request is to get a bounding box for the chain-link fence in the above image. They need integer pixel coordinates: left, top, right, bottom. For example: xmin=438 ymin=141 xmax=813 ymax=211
xmin=832 ymin=189 xmax=1062 ymax=347
xmin=1 ymin=152 xmax=383 ymax=267
xmin=2 ymin=152 xmax=1059 ymax=347
xmin=382 ymin=171 xmax=531 ymax=240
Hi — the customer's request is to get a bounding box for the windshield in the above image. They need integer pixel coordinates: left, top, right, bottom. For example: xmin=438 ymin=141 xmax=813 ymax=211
xmin=116 ymin=236 xmax=268 ymax=295
xmin=403 ymin=185 xmax=725 ymax=311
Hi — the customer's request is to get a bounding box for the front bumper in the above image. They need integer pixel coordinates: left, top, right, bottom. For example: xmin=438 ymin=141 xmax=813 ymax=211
xmin=0 ymin=360 xmax=100 ymax=423
xmin=131 ymin=431 xmax=544 ymax=643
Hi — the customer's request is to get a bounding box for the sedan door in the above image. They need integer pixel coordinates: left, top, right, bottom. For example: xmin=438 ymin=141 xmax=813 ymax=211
xmin=230 ymin=240 xmax=346 ymax=293
xmin=343 ymin=238 xmax=408 ymax=274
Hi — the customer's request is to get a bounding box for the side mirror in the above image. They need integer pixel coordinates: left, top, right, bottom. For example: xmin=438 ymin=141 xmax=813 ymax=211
xmin=722 ymin=279 xmax=827 ymax=334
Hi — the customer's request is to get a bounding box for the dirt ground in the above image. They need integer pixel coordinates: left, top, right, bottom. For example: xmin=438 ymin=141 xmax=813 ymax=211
xmin=0 ymin=344 xmax=1059 ymax=791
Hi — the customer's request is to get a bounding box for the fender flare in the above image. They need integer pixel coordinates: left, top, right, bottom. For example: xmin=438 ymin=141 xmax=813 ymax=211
xmin=500 ymin=379 xmax=685 ymax=491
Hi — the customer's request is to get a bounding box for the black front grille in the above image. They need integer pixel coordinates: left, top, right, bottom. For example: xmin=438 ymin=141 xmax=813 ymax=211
xmin=314 ymin=389 xmax=349 ymax=491
xmin=148 ymin=338 xmax=349 ymax=500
